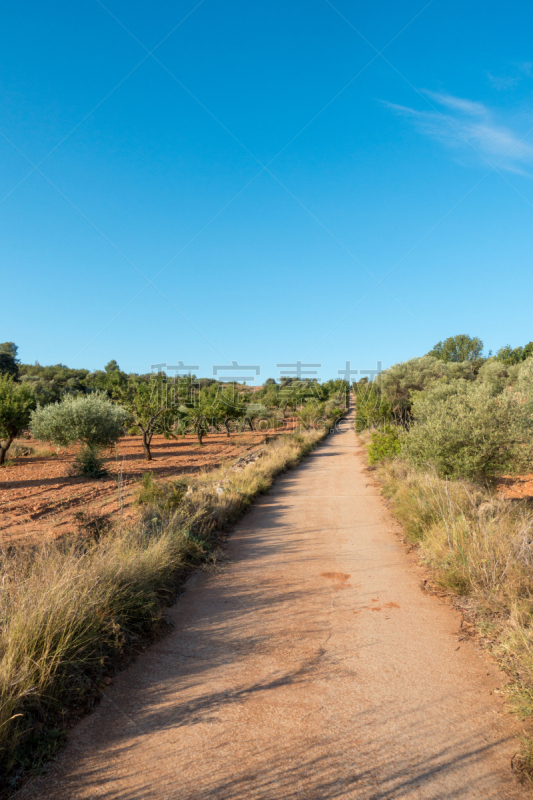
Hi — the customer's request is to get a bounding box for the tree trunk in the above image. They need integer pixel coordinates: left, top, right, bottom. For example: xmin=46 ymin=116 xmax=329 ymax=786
xmin=196 ymin=426 xmax=203 ymax=445
xmin=224 ymin=419 xmax=231 ymax=437
xmin=141 ymin=430 xmax=152 ymax=461
xmin=0 ymin=436 xmax=13 ymax=465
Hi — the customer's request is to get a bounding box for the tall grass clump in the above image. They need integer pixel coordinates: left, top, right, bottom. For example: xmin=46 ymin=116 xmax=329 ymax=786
xmin=0 ymin=522 xmax=200 ymax=783
xmin=379 ymin=460 xmax=533 ymax=714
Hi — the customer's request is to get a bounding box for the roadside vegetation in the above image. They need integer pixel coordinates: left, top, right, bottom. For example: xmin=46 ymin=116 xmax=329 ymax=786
xmin=355 ymin=334 xmax=533 ymax=779
xmin=0 ymin=341 xmax=347 ymax=791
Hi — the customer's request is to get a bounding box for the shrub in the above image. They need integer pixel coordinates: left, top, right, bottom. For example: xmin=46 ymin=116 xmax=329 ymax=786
xmin=477 ymin=358 xmax=513 ymax=394
xmin=137 ymin=472 xmax=187 ymax=511
xmin=381 ymin=356 xmax=475 ymax=424
xmin=72 ymin=444 xmax=108 ymax=478
xmin=0 ymin=375 xmax=36 ymax=464
xmin=354 ymin=383 xmax=391 ymax=431
xmin=517 ymin=355 xmax=533 ymax=394
xmin=401 ymin=381 xmax=533 ymax=480
xmin=30 ymin=393 xmax=129 ymax=476
xmin=368 ymin=426 xmax=401 ymax=464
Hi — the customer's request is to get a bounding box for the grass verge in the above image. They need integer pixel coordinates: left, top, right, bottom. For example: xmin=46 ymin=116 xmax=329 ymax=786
xmin=0 ymin=424 xmax=334 ymax=793
xmin=374 ymin=456 xmax=533 ymax=780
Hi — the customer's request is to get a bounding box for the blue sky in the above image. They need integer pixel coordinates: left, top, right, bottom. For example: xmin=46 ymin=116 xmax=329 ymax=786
xmin=2 ymin=0 xmax=533 ymax=382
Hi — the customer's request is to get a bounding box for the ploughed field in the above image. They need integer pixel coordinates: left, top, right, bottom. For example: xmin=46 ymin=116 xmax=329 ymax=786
xmin=0 ymin=424 xmax=298 ymax=544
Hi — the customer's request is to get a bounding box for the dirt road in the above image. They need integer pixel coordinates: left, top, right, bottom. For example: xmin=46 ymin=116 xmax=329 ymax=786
xmin=21 ymin=411 xmax=527 ymax=799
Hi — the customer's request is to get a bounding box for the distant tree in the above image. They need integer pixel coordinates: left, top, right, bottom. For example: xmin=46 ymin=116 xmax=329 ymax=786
xmin=104 ymin=359 xmax=120 ymax=374
xmin=494 ymin=342 xmax=533 ymax=365
xmin=0 ymin=353 xmax=19 ymax=380
xmin=0 ymin=342 xmax=20 ymax=380
xmin=198 ymin=377 xmax=218 ymax=389
xmin=428 ymin=335 xmax=484 ymax=364
xmin=264 ymin=378 xmax=277 ymax=386
xmin=0 ymin=375 xmax=36 ymax=464
xmin=0 ymin=343 xmax=19 ymax=362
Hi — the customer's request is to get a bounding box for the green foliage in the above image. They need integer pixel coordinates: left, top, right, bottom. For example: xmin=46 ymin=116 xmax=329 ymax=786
xmin=427 ymin=334 xmax=484 ymax=364
xmin=113 ymin=376 xmax=177 ymax=460
xmin=30 ymin=393 xmax=129 ymax=450
xmin=104 ymin=359 xmax=120 ymax=374
xmin=477 ymin=358 xmax=515 ymax=394
xmin=0 ymin=375 xmax=36 ymax=464
xmin=381 ymin=356 xmax=475 ymax=424
xmin=137 ymin=472 xmax=187 ymax=510
xmin=20 ymin=375 xmax=61 ymax=406
xmin=72 ymin=444 xmax=108 ymax=478
xmin=517 ymin=355 xmax=533 ymax=393
xmin=368 ymin=427 xmax=401 ymax=464
xmin=494 ymin=342 xmax=533 ymax=366
xmin=0 ymin=342 xmax=19 ymax=379
xmin=354 ymin=383 xmax=392 ymax=432
xmin=401 ymin=381 xmax=533 ymax=480
xmin=18 ymin=361 xmax=129 ymax=399
xmin=19 ymin=363 xmax=90 ymax=394
xmin=0 ymin=353 xmax=19 ymax=380
xmin=0 ymin=342 xmax=19 ymax=361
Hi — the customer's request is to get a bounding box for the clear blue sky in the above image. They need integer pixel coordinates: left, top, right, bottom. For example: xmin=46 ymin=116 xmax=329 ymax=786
xmin=2 ymin=0 xmax=533 ymax=382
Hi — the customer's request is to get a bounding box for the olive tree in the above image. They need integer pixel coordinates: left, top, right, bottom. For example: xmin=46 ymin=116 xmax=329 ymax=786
xmin=114 ymin=376 xmax=176 ymax=460
xmin=30 ymin=392 xmax=130 ymax=476
xmin=0 ymin=375 xmax=36 ymax=464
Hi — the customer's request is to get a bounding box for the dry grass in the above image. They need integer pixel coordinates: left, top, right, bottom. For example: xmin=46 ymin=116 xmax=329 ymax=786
xmin=0 ymin=427 xmax=328 ymax=791
xmin=377 ymin=458 xmax=533 ymax=773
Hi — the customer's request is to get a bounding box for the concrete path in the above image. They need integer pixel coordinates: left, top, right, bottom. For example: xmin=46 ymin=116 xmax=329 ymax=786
xmin=21 ymin=411 xmax=526 ymax=799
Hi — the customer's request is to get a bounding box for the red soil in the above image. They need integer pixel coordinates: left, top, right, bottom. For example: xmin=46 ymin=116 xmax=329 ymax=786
xmin=0 ymin=425 xmax=297 ymax=545
xmin=498 ymin=473 xmax=533 ymax=500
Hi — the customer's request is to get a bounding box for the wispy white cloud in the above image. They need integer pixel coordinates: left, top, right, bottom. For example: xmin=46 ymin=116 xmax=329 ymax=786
xmin=487 ymin=73 xmax=520 ymax=91
xmin=487 ymin=62 xmax=532 ymax=91
xmin=386 ymin=92 xmax=533 ymax=175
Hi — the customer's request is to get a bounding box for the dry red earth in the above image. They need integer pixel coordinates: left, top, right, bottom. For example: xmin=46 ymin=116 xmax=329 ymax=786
xmin=498 ymin=473 xmax=533 ymax=500
xmin=0 ymin=424 xmax=298 ymax=545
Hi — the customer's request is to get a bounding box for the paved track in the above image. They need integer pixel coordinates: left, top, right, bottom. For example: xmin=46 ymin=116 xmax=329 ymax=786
xmin=21 ymin=410 xmax=526 ymax=799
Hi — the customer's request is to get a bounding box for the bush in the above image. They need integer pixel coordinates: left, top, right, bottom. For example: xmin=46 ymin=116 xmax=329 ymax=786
xmin=31 ymin=393 xmax=130 ymax=476
xmin=354 ymin=383 xmax=392 ymax=431
xmin=381 ymin=356 xmax=475 ymax=423
xmin=137 ymin=472 xmax=187 ymax=511
xmin=401 ymin=381 xmax=533 ymax=480
xmin=517 ymin=355 xmax=533 ymax=394
xmin=477 ymin=359 xmax=514 ymax=394
xmin=72 ymin=444 xmax=108 ymax=478
xmin=368 ymin=427 xmax=401 ymax=464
